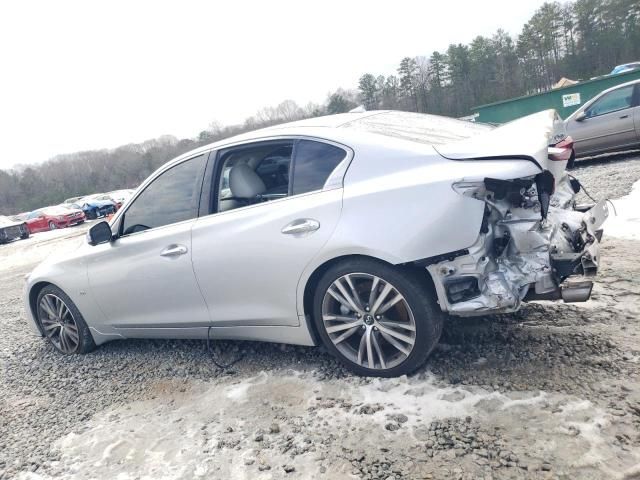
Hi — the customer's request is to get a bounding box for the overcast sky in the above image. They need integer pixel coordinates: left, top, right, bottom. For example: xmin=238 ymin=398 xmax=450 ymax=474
xmin=0 ymin=0 xmax=549 ymax=169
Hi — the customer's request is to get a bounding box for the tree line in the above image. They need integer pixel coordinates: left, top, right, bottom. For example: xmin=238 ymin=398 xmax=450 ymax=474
xmin=1 ymin=0 xmax=638 ymax=215
xmin=356 ymin=0 xmax=639 ymax=117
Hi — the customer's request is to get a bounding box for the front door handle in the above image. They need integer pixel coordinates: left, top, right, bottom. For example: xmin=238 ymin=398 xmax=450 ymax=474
xmin=620 ymin=114 xmax=629 ymax=119
xmin=160 ymin=244 xmax=188 ymax=257
xmin=281 ymin=218 xmax=320 ymax=235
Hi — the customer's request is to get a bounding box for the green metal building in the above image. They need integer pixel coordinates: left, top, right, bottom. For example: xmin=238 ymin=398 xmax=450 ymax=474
xmin=471 ymin=69 xmax=640 ymax=124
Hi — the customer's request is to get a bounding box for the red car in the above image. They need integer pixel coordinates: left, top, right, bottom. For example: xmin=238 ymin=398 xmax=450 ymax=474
xmin=25 ymin=206 xmax=85 ymax=233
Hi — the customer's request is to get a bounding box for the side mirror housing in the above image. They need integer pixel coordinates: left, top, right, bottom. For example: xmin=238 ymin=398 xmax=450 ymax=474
xmin=88 ymin=221 xmax=113 ymax=245
xmin=575 ymin=111 xmax=587 ymax=122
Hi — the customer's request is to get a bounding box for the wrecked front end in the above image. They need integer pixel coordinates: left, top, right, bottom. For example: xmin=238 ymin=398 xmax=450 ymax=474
xmin=426 ymin=158 xmax=608 ymax=317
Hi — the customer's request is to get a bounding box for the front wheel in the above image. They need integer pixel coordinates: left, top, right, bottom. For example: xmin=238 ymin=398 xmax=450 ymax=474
xmin=48 ymin=221 xmax=57 ymax=230
xmin=36 ymin=285 xmax=96 ymax=354
xmin=313 ymin=258 xmax=443 ymax=377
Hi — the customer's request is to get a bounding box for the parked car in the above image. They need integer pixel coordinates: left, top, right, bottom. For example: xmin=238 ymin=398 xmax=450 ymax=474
xmin=11 ymin=212 xmax=30 ymax=222
xmin=85 ymin=192 xmax=129 ymax=210
xmin=106 ymin=189 xmax=135 ymax=208
xmin=0 ymin=215 xmax=29 ymax=243
xmin=23 ymin=110 xmax=607 ymax=377
xmin=25 ymin=206 xmax=85 ymax=233
xmin=565 ymin=78 xmax=640 ymax=157
xmin=69 ymin=196 xmax=117 ymax=219
xmin=610 ymin=62 xmax=640 ymax=75
xmin=63 ymin=196 xmax=84 ymax=204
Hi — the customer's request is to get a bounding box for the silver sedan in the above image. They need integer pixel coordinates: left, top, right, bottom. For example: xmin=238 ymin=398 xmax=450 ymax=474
xmin=565 ymin=79 xmax=640 ymax=157
xmin=24 ymin=110 xmax=607 ymax=376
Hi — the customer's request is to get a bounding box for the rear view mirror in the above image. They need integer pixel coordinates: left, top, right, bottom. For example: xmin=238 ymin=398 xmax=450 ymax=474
xmin=575 ymin=111 xmax=587 ymax=122
xmin=88 ymin=221 xmax=113 ymax=245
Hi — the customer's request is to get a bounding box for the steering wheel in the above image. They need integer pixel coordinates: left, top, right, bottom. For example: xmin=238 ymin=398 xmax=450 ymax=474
xmin=123 ymin=224 xmax=150 ymax=235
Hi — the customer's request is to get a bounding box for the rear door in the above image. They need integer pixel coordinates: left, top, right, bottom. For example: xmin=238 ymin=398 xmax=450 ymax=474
xmin=191 ymin=138 xmax=350 ymax=327
xmin=569 ymin=84 xmax=638 ymax=155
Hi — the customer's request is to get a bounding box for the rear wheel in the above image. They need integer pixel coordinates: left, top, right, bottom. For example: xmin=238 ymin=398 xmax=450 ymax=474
xmin=20 ymin=224 xmax=29 ymax=239
xmin=36 ymin=285 xmax=96 ymax=354
xmin=48 ymin=221 xmax=57 ymax=230
xmin=313 ymin=258 xmax=443 ymax=377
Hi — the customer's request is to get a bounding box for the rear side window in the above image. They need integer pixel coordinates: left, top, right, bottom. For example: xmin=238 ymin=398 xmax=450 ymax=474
xmin=292 ymin=140 xmax=346 ymax=195
xmin=254 ymin=144 xmax=293 ymax=194
xmin=122 ymin=154 xmax=206 ymax=235
xmin=587 ymin=85 xmax=635 ymax=117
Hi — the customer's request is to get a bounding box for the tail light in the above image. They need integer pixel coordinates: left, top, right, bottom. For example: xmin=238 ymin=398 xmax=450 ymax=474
xmin=548 ymin=136 xmax=574 ymax=162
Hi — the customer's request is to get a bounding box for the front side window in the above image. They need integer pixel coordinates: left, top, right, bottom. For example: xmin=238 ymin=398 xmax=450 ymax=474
xmin=122 ymin=154 xmax=206 ymax=235
xmin=587 ymin=85 xmax=635 ymax=117
xmin=292 ymin=140 xmax=346 ymax=195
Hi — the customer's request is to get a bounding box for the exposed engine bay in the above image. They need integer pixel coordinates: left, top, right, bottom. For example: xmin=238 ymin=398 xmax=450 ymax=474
xmin=426 ymin=171 xmax=609 ymax=316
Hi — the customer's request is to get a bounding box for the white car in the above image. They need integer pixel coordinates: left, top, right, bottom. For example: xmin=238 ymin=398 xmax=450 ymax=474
xmin=23 ymin=110 xmax=608 ymax=376
xmin=106 ymin=189 xmax=135 ymax=205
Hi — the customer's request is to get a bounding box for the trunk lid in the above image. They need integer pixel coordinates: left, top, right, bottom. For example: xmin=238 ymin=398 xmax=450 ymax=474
xmin=434 ymin=110 xmax=568 ymax=185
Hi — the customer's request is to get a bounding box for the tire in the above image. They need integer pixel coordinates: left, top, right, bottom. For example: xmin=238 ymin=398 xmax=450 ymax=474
xmin=36 ymin=285 xmax=96 ymax=355
xmin=313 ymin=258 xmax=443 ymax=377
xmin=48 ymin=221 xmax=57 ymax=230
xmin=20 ymin=224 xmax=29 ymax=239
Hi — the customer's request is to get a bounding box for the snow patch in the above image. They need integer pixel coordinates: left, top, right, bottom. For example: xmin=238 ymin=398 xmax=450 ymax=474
xmin=22 ymin=371 xmax=621 ymax=480
xmin=605 ymin=179 xmax=640 ymax=240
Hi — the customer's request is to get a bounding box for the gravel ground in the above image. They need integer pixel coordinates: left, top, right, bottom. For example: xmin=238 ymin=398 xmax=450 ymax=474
xmin=1 ymin=154 xmax=640 ymax=480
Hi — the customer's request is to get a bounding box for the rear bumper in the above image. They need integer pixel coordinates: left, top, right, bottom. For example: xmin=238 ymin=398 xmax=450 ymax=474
xmin=426 ymin=198 xmax=608 ymax=316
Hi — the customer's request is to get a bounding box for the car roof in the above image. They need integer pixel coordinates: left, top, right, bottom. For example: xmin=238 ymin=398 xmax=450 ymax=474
xmin=165 ymin=111 xmax=491 ymax=168
xmin=42 ymin=206 xmax=70 ymax=215
xmin=232 ymin=110 xmax=490 ymax=142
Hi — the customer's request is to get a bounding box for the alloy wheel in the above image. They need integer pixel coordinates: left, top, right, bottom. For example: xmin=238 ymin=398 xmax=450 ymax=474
xmin=48 ymin=221 xmax=57 ymax=230
xmin=321 ymin=273 xmax=417 ymax=370
xmin=38 ymin=294 xmax=80 ymax=353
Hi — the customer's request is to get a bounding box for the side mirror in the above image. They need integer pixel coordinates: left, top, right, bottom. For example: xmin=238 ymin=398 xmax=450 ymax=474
xmin=575 ymin=111 xmax=587 ymax=122
xmin=88 ymin=221 xmax=113 ymax=245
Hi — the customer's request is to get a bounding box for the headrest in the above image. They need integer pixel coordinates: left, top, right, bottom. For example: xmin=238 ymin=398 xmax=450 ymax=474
xmin=229 ymin=163 xmax=266 ymax=199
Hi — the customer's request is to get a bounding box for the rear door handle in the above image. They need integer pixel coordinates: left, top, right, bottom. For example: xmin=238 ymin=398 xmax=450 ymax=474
xmin=281 ymin=218 xmax=320 ymax=235
xmin=620 ymin=114 xmax=629 ymax=119
xmin=160 ymin=244 xmax=188 ymax=257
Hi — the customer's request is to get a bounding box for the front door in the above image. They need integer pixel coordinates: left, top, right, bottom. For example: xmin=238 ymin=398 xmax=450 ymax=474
xmin=27 ymin=211 xmax=46 ymax=233
xmin=87 ymin=154 xmax=210 ymax=331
